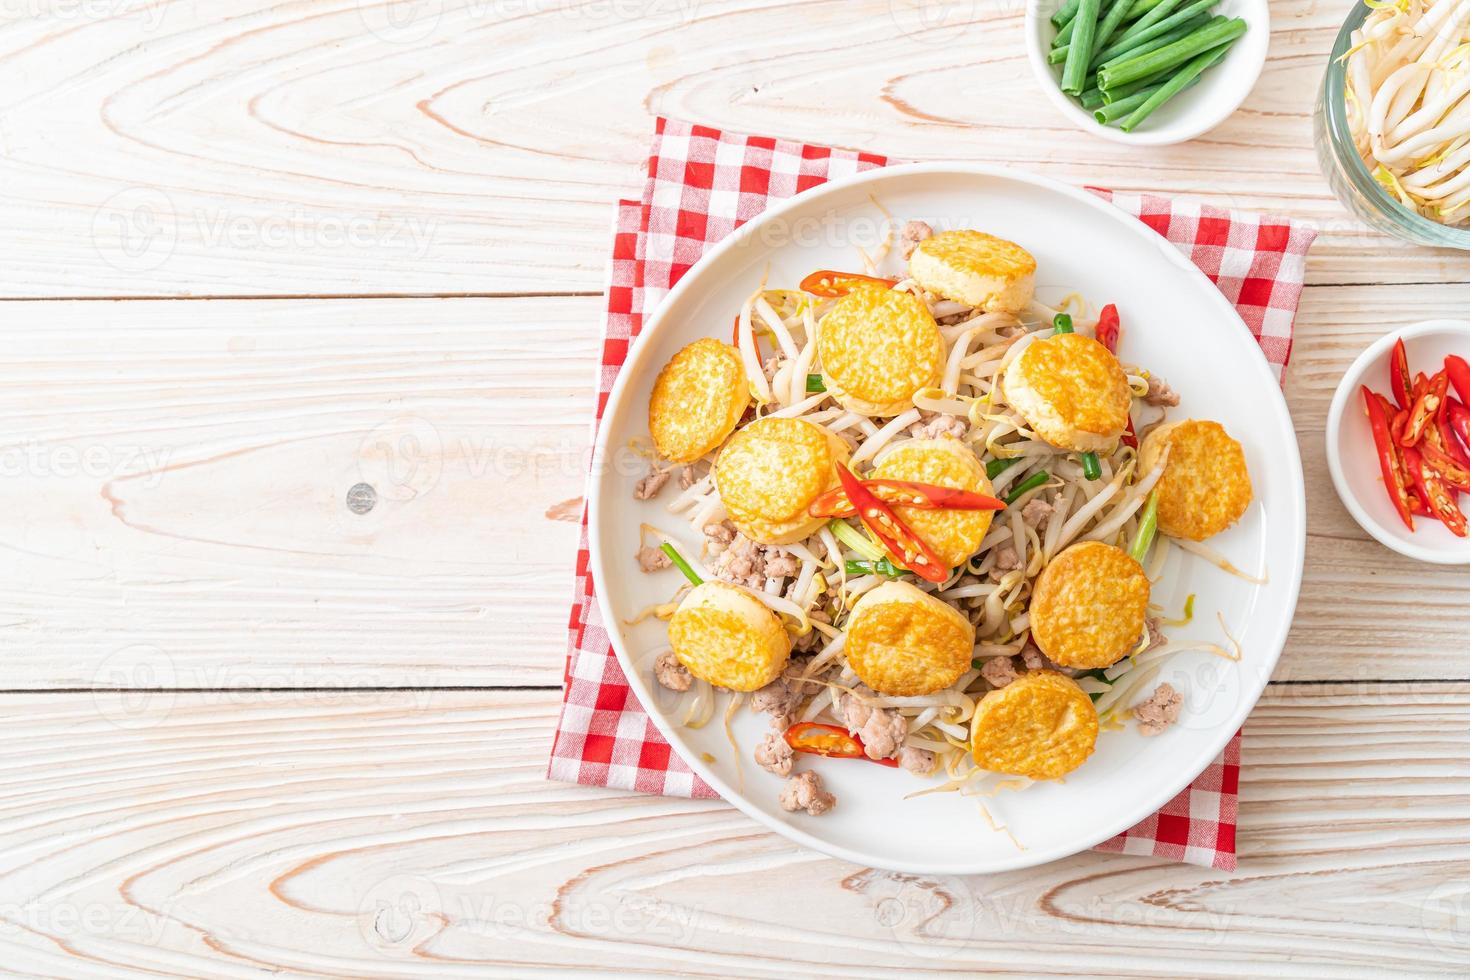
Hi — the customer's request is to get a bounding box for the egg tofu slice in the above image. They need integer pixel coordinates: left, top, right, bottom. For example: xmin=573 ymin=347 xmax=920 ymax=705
xmin=714 ymin=416 xmax=849 ymax=545
xmin=1140 ymin=419 xmax=1253 ymax=542
xmin=649 ymin=338 xmax=751 ymax=464
xmin=817 ymin=285 xmax=944 ymax=417
xmin=872 ymin=438 xmax=996 ymax=569
xmin=1029 ymin=541 xmax=1150 ymax=670
xmin=908 ymin=230 xmax=1037 ymax=314
xmin=1002 ymin=332 xmax=1132 ymax=453
xmin=970 ymin=670 xmax=1098 ymax=780
xmin=845 ymin=581 xmax=975 ymax=697
xmin=668 ymin=581 xmax=791 ymax=692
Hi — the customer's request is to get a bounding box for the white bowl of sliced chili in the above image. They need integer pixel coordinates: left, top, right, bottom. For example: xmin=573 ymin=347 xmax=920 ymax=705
xmin=1327 ymin=319 xmax=1470 ymax=565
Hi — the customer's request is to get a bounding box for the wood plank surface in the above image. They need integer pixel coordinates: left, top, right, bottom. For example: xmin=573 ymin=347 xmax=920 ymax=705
xmin=2 ymin=288 xmax=1466 ymax=688
xmin=0 ymin=686 xmax=1464 ymax=978
xmin=4 ymin=0 xmax=1469 ymax=298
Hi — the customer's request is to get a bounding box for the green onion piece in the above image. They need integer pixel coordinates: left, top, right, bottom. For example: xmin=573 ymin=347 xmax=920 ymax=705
xmin=660 ymin=543 xmax=703 ymax=587
xmin=1103 ymin=0 xmax=1194 ymax=53
xmin=1074 ymin=666 xmax=1115 ymax=702
xmin=1005 ymin=471 xmax=1051 ymax=506
xmin=1101 ymin=65 xmax=1174 ymax=102
xmin=1081 ymin=452 xmax=1102 ymax=480
xmin=1096 ymin=0 xmax=1223 ymax=76
xmin=1052 ymin=0 xmax=1083 ymax=29
xmin=1048 ymin=44 xmax=1071 ymax=65
xmin=972 ymin=657 xmax=986 ymax=670
xmin=1092 ymin=0 xmax=1141 ymax=54
xmin=1128 ymin=490 xmax=1160 ymax=562
xmin=846 ymin=558 xmax=908 ymax=578
xmin=1054 ymin=16 xmax=1078 ymax=48
xmin=1120 ymin=42 xmax=1235 ymax=131
xmin=1123 ymin=0 xmax=1171 ymax=20
xmin=1080 ymin=86 xmax=1108 ymax=109
xmin=1053 ymin=313 xmax=1075 ymax=334
xmin=1061 ymin=0 xmax=1102 ymax=95
xmin=1097 ymin=12 xmax=1213 ymax=69
xmin=1095 ymin=85 xmax=1158 ymax=122
xmin=1099 ymin=16 xmax=1244 ymax=91
xmin=806 ymin=373 xmax=826 ymax=393
xmin=986 ymin=457 xmax=1025 ymax=480
xmin=829 ymin=519 xmax=884 ymax=562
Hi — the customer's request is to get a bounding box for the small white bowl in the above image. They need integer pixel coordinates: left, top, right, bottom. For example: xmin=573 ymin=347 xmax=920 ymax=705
xmin=1024 ymin=0 xmax=1270 ymax=146
xmin=1326 ymin=319 xmax=1470 ymax=565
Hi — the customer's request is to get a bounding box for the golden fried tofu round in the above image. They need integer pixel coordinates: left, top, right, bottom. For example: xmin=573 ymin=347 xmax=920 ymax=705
xmin=970 ymin=670 xmax=1098 ymax=780
xmin=1030 ymin=541 xmax=1150 ymax=670
xmin=668 ymin=581 xmax=791 ymax=692
xmin=817 ymin=285 xmax=943 ymax=417
xmin=872 ymin=438 xmax=996 ymax=569
xmin=845 ymin=581 xmax=975 ymax=697
xmin=648 ymin=338 xmax=751 ymax=464
xmin=1139 ymin=419 xmax=1253 ymax=542
xmin=1002 ymin=332 xmax=1132 ymax=453
xmin=907 ymin=230 xmax=1037 ymax=314
xmin=714 ymin=416 xmax=849 ymax=545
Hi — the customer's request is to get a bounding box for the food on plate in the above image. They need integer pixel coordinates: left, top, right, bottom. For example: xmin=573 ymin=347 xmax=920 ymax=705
xmin=845 ymin=581 xmax=976 ymax=696
xmin=633 ymin=220 xmax=1251 ymax=821
xmin=870 ymin=438 xmax=999 ymax=568
xmin=668 ymin=581 xmax=792 ymax=692
xmin=1340 ymin=0 xmax=1470 ymax=225
xmin=1139 ymin=419 xmax=1253 ymax=540
xmin=907 ymin=230 xmax=1036 ymax=314
xmin=649 ymin=338 xmax=751 ymax=463
xmin=1358 ymin=339 xmax=1470 ymax=536
xmin=1048 ymin=0 xmax=1248 ymax=133
xmin=715 ymin=416 xmax=849 ymax=545
xmin=969 ymin=670 xmax=1098 ymax=780
xmin=817 ymin=285 xmax=943 ymax=416
xmin=1003 ymin=331 xmax=1132 ymax=452
xmin=1029 ymin=541 xmax=1150 ymax=669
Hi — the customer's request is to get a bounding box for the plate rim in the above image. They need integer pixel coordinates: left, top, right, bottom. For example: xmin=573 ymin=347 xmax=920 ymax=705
xmin=586 ymin=161 xmax=1306 ymax=874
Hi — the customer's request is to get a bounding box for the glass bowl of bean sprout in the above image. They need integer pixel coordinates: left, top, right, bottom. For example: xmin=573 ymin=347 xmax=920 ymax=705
xmin=1318 ymin=0 xmax=1470 ymax=247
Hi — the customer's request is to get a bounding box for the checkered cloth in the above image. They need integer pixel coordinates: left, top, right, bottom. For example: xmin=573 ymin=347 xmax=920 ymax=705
xmin=549 ymin=117 xmax=1316 ymax=870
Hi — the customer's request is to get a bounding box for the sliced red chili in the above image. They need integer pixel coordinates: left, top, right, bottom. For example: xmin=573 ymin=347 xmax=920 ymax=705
xmin=1364 ymin=386 xmax=1415 ymax=531
xmin=835 ymin=463 xmax=949 ymax=583
xmin=1094 ymin=303 xmax=1121 ymax=354
xmin=1447 ymin=399 xmax=1470 ymax=456
xmin=1420 ymin=441 xmax=1470 ymax=491
xmin=1445 ymin=354 xmax=1470 ymax=407
xmin=1391 ymin=338 xmax=1412 ymax=410
xmin=798 ymin=270 xmax=898 ymax=298
xmin=808 ymin=479 xmax=1006 ymax=519
xmin=1400 ymin=371 xmax=1448 ymax=447
xmin=783 ymin=722 xmax=899 ymax=767
xmin=1405 ymin=445 xmax=1468 ymax=537
xmin=1435 ymin=400 xmax=1470 ymax=472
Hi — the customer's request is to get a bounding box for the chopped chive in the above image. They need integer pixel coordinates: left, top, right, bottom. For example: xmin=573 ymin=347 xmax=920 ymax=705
xmin=1099 ymin=16 xmax=1245 ymax=91
xmin=1052 ymin=313 xmax=1075 ymax=334
xmin=806 ymin=373 xmax=826 ymax=393
xmin=829 ymin=518 xmax=884 ymax=562
xmin=660 ymin=542 xmax=703 ymax=586
xmin=1005 ymin=471 xmax=1050 ymax=505
xmin=1080 ymin=85 xmax=1108 ymax=109
xmin=1095 ymin=0 xmax=1222 ymax=73
xmin=1061 ymin=0 xmax=1102 ymax=95
xmin=1104 ymin=0 xmax=1193 ymax=52
xmin=1128 ymin=490 xmax=1160 ymax=562
xmin=1052 ymin=0 xmax=1083 ymax=29
xmin=1092 ymin=0 xmax=1142 ymax=55
xmin=1097 ymin=12 xmax=1213 ymax=69
xmin=1082 ymin=452 xmax=1103 ymax=480
xmin=846 ymin=558 xmax=908 ymax=578
xmin=987 ymin=457 xmax=1025 ymax=480
xmin=1119 ymin=42 xmax=1235 ymax=131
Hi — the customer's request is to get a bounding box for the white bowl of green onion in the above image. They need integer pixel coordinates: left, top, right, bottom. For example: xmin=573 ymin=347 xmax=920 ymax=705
xmin=1025 ymin=0 xmax=1269 ymax=145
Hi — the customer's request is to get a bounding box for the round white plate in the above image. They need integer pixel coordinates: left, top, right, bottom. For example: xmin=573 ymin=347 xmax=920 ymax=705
xmin=588 ymin=163 xmax=1305 ymax=874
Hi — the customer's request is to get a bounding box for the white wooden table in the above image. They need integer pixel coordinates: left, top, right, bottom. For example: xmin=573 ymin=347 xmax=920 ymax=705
xmin=3 ymin=1 xmax=1470 ymax=975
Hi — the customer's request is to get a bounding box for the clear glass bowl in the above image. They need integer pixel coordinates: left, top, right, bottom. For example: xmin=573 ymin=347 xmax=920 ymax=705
xmin=1316 ymin=1 xmax=1470 ymax=248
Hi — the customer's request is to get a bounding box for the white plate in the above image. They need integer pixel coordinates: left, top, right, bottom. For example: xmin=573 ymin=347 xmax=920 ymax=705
xmin=588 ymin=164 xmax=1305 ymax=874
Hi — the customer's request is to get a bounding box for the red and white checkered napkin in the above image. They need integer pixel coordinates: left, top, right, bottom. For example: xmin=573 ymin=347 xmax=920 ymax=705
xmin=549 ymin=117 xmax=1317 ymax=871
